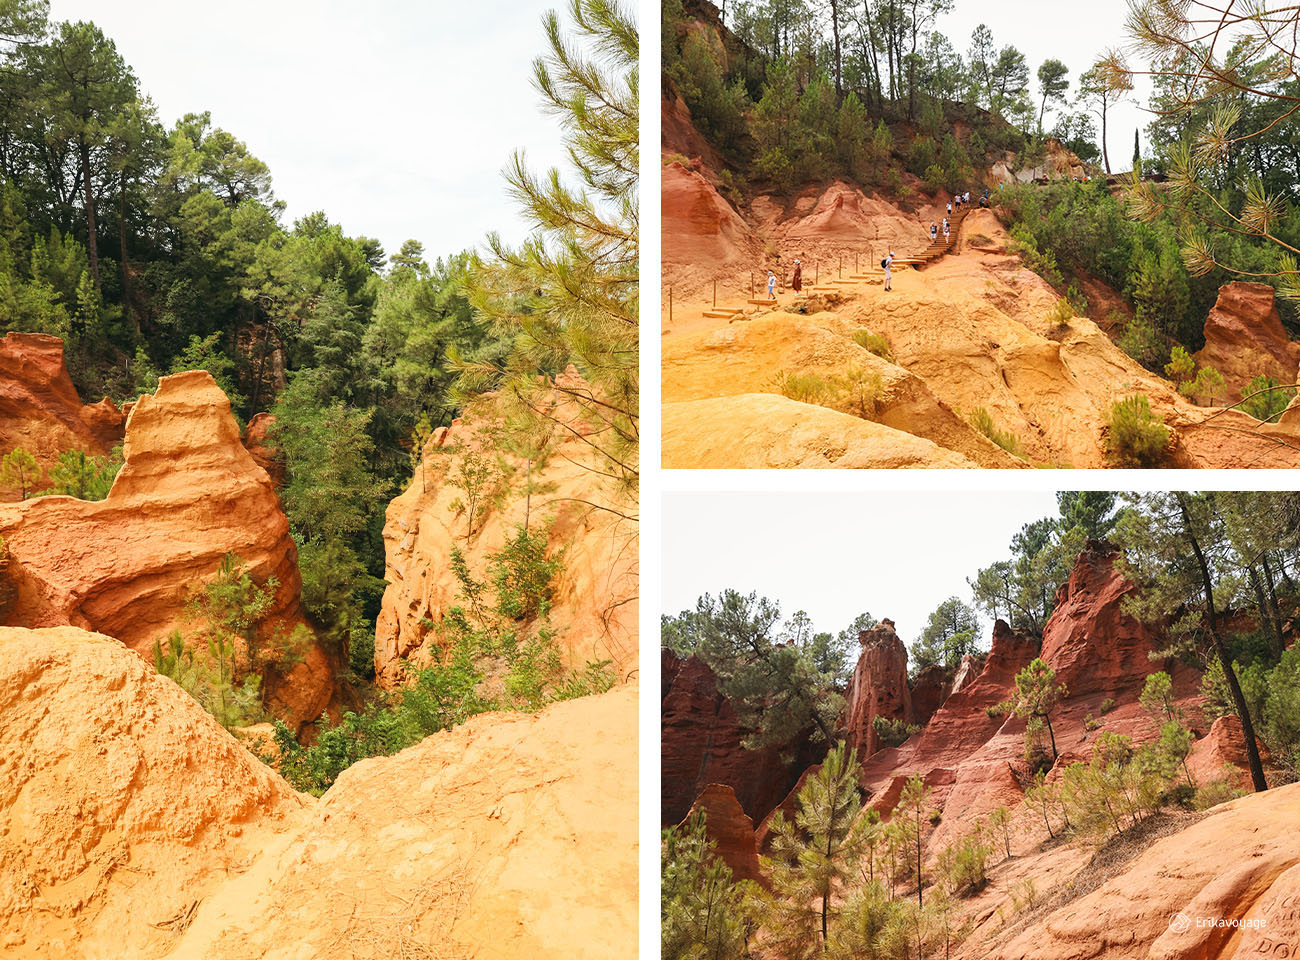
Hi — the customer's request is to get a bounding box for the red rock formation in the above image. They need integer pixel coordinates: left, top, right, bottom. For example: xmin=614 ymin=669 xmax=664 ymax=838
xmin=662 ymin=650 xmax=820 ymax=826
xmin=242 ymin=412 xmax=283 ymax=486
xmin=681 ymin=784 xmax=762 ymax=884
xmin=844 ymin=619 xmax=913 ymax=757
xmin=374 ymin=380 xmax=636 ymax=687
xmin=660 ymin=159 xmax=759 ymax=277
xmin=0 ymin=371 xmax=329 ymax=729
xmin=1186 ymin=714 xmax=1273 ymax=791
xmin=910 ymin=663 xmax=953 ymax=726
xmin=1038 ymin=540 xmax=1169 ymax=699
xmin=1194 ymin=281 xmax=1300 ymax=403
xmin=0 ymin=332 xmax=124 ymax=498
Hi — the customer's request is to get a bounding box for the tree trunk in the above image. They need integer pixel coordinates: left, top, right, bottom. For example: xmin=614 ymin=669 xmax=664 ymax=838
xmin=79 ymin=136 xmax=100 ymax=291
xmin=1177 ymin=494 xmax=1268 ymax=792
xmin=1100 ymin=98 xmax=1111 ymax=174
xmin=1249 ymin=565 xmax=1283 ymax=659
xmin=1261 ymin=554 xmax=1285 ymax=654
xmin=830 ymin=0 xmax=842 ymax=98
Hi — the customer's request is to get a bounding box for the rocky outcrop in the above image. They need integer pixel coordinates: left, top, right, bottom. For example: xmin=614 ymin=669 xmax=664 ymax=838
xmin=0 ymin=371 xmax=329 ymax=729
xmin=241 ymin=412 xmax=283 ymax=487
xmin=1195 ymin=281 xmax=1300 ymax=404
xmin=1186 ymin=714 xmax=1272 ymax=791
xmin=979 ymin=782 xmax=1300 ymax=960
xmin=660 ymin=158 xmax=760 ymax=289
xmin=0 ymin=333 xmax=124 ymax=498
xmin=1038 ymin=540 xmax=1171 ymax=699
xmin=662 ymin=650 xmax=820 ymax=826
xmin=373 ymin=380 xmax=637 ymax=687
xmin=0 ymin=626 xmax=637 ymax=960
xmin=682 ymin=784 xmax=762 ymax=884
xmin=844 ymin=619 xmax=912 ymax=757
xmin=910 ymin=663 xmax=953 ymax=726
xmin=0 ymin=627 xmax=307 ymax=959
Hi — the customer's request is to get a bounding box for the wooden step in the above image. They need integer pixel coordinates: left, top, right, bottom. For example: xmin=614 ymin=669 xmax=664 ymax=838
xmin=746 ymin=298 xmax=778 ymax=306
xmin=703 ymin=309 xmax=743 ymax=319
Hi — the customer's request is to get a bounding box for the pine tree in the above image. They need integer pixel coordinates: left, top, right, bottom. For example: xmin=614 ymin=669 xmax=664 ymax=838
xmin=466 ymin=0 xmax=638 ymax=507
xmin=897 ymin=773 xmax=931 ymax=906
xmin=661 ymin=811 xmax=752 ymax=960
xmin=0 ymin=447 xmax=40 ymax=499
xmin=758 ymin=741 xmax=869 ymax=954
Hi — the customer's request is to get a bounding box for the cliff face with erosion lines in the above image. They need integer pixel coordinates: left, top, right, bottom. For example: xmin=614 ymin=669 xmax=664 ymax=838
xmin=373 ymin=376 xmax=638 ymax=687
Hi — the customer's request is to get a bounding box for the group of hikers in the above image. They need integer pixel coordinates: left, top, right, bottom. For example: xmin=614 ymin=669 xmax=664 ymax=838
xmin=766 ymin=184 xmax=999 ymax=298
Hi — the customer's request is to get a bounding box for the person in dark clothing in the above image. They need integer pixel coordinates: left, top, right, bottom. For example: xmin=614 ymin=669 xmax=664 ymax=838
xmin=792 ymin=259 xmax=802 ymax=293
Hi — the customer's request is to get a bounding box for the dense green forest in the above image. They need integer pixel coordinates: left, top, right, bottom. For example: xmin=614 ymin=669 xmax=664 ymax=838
xmin=663 ymin=490 xmax=1300 ymax=959
xmin=1 ymin=0 xmax=638 ymax=782
xmin=663 ymin=0 xmax=1300 ymax=365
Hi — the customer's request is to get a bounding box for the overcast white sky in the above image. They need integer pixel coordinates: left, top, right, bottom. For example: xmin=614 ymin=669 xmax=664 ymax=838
xmin=50 ymin=0 xmax=571 ymax=260
xmin=936 ymin=0 xmax=1153 ymax=174
xmin=662 ymin=490 xmax=1063 ymax=651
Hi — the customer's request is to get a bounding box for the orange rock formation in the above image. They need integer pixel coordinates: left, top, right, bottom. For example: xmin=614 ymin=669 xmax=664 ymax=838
xmin=0 ymin=371 xmax=330 ymax=729
xmin=373 ymin=381 xmax=637 ymax=687
xmin=1194 ymin=281 xmax=1300 ymax=403
xmin=0 ymin=626 xmax=637 ymax=960
xmin=0 ymin=332 xmax=124 ymax=496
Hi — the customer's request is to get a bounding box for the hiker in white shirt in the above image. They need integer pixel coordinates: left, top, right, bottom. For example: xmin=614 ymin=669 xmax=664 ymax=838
xmin=767 ymin=271 xmax=776 ymax=298
xmin=883 ymin=251 xmax=894 ymax=291
xmin=943 ymin=218 xmax=950 ymax=244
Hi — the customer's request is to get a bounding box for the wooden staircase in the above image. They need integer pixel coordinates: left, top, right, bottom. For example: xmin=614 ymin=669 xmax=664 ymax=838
xmin=915 ymin=206 xmax=970 ymax=266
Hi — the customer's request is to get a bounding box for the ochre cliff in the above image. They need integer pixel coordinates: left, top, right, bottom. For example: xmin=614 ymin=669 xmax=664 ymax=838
xmin=1195 ymin=281 xmax=1300 ymax=403
xmin=0 ymin=371 xmax=330 ymax=728
xmin=373 ymin=381 xmax=637 ymax=687
xmin=0 ymin=626 xmax=637 ymax=960
xmin=0 ymin=332 xmax=124 ymax=497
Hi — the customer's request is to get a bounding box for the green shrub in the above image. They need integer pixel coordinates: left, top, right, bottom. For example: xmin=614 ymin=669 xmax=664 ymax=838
xmin=1240 ymin=374 xmax=1296 ymax=422
xmin=1099 ymin=697 xmax=1116 ymax=715
xmin=1047 ymin=297 xmax=1073 ymax=330
xmin=969 ymin=407 xmax=1022 ymax=456
xmin=1179 ymin=364 xmax=1225 ymax=406
xmin=853 ymin=329 xmax=893 ymax=361
xmin=1106 ymin=395 xmax=1169 ymax=467
xmin=1117 ymin=314 xmax=1162 ymax=368
xmin=873 ymin=714 xmax=920 ymax=748
xmin=836 ymin=368 xmax=884 ymax=419
xmin=936 ymin=832 xmax=990 ymax=895
xmin=1164 ymin=345 xmax=1195 ymax=384
xmin=1192 ymin=775 xmax=1246 ymax=811
xmin=775 ymin=370 xmax=832 ymax=404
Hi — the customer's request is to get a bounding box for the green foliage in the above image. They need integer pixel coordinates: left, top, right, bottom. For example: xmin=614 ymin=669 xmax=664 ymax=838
xmin=968 ymin=407 xmax=1021 ymax=456
xmin=154 ymin=630 xmax=263 ymax=730
xmin=662 ymin=812 xmax=754 ymax=960
xmin=852 ymin=329 xmax=893 ymax=361
xmin=0 ymin=447 xmax=41 ymax=499
xmin=935 ymin=830 xmax=990 ymax=895
xmin=1178 ymin=364 xmax=1225 ymax=406
xmin=911 ymin=596 xmax=979 ymax=673
xmin=1007 ymin=658 xmax=1067 ymax=762
xmin=661 ymin=591 xmax=845 ymax=749
xmin=873 ymin=715 xmax=920 ymax=748
xmin=1106 ymin=395 xmax=1169 ymax=467
xmin=39 ymin=447 xmax=121 ymax=500
xmin=1240 ymin=375 xmax=1296 ymax=423
xmin=1117 ymin=313 xmax=1163 ymax=368
xmin=757 ymin=742 xmax=870 ymax=954
xmin=774 ymin=369 xmax=832 ymax=405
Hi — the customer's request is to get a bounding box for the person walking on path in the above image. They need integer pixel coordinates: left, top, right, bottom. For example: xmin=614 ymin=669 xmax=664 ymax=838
xmin=963 ymin=190 xmax=970 ymax=205
xmin=930 ymin=221 xmax=938 ymax=243
xmin=792 ymin=259 xmax=802 ymax=293
xmin=943 ymin=218 xmax=950 ymax=244
xmin=767 ymin=271 xmax=776 ymax=298
xmin=883 ymin=250 xmax=894 ymax=291
xmin=947 ymin=200 xmax=952 ymax=216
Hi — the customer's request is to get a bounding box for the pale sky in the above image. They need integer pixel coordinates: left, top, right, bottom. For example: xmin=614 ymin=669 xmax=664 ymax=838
xmin=50 ymin=0 xmax=572 ymax=261
xmin=936 ymin=0 xmax=1154 ymax=174
xmin=662 ymin=490 xmax=1063 ymax=652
